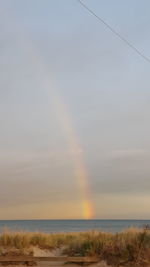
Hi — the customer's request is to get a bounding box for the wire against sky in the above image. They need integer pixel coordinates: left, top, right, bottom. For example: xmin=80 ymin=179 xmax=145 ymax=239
xmin=77 ymin=0 xmax=150 ymax=64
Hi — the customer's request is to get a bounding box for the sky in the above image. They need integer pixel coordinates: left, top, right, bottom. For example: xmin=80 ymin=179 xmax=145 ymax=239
xmin=0 ymin=0 xmax=150 ymax=219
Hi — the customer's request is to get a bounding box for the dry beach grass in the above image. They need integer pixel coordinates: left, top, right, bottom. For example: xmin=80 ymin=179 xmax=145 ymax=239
xmin=0 ymin=227 xmax=150 ymax=266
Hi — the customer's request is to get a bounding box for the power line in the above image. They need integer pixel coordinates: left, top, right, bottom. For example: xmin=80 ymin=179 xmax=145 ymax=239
xmin=77 ymin=0 xmax=150 ymax=64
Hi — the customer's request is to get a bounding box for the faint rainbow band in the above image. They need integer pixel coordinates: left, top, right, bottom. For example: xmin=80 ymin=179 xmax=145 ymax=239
xmin=3 ymin=5 xmax=94 ymax=219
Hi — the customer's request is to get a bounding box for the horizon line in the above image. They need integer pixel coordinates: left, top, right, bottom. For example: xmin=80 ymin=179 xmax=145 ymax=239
xmin=0 ymin=218 xmax=150 ymax=221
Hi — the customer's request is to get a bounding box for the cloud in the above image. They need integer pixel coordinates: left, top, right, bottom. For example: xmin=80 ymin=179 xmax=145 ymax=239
xmin=108 ymin=149 xmax=149 ymax=160
xmin=90 ymin=148 xmax=150 ymax=195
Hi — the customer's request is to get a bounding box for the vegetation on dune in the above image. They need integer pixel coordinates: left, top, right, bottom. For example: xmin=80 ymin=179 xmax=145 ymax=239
xmin=64 ymin=228 xmax=150 ymax=266
xmin=0 ymin=228 xmax=150 ymax=266
xmin=0 ymin=231 xmax=71 ymax=250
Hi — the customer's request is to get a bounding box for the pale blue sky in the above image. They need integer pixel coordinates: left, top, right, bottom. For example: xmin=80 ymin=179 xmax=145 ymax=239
xmin=0 ymin=0 xmax=150 ymax=219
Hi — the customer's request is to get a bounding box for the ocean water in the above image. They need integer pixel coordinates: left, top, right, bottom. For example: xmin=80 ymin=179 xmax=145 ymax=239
xmin=0 ymin=220 xmax=149 ymax=233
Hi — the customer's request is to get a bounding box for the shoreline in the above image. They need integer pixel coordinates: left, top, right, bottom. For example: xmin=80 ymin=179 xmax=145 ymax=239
xmin=0 ymin=219 xmax=148 ymax=234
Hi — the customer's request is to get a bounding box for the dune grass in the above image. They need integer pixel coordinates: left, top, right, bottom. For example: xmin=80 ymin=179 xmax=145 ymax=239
xmin=64 ymin=228 xmax=150 ymax=266
xmin=0 ymin=228 xmax=150 ymax=266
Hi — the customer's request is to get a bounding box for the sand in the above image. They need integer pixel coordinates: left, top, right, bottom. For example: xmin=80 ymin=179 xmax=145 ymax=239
xmin=34 ymin=248 xmax=110 ymax=267
xmin=0 ymin=248 xmax=110 ymax=267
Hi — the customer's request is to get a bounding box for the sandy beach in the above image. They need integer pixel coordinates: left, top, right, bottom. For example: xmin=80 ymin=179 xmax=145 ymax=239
xmin=0 ymin=229 xmax=150 ymax=267
xmin=33 ymin=248 xmax=108 ymax=267
xmin=0 ymin=247 xmax=109 ymax=267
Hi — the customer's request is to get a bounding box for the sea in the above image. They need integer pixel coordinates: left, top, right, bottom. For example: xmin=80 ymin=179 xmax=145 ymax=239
xmin=0 ymin=220 xmax=149 ymax=233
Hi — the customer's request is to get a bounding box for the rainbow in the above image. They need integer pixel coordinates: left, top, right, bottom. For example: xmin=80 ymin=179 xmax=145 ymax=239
xmin=52 ymin=94 xmax=93 ymax=219
xmin=3 ymin=6 xmax=94 ymax=219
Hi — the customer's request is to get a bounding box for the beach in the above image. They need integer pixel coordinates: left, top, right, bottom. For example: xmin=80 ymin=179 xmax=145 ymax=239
xmin=0 ymin=228 xmax=150 ymax=266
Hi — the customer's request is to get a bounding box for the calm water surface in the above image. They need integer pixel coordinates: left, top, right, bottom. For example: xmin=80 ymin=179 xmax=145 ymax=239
xmin=0 ymin=220 xmax=149 ymax=233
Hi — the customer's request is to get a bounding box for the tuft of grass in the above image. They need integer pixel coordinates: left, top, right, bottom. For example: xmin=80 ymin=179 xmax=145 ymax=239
xmin=63 ymin=229 xmax=150 ymax=266
xmin=0 ymin=228 xmax=150 ymax=266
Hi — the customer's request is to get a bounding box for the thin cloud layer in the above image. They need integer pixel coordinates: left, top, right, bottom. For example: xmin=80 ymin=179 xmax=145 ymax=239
xmin=0 ymin=0 xmax=150 ymax=218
